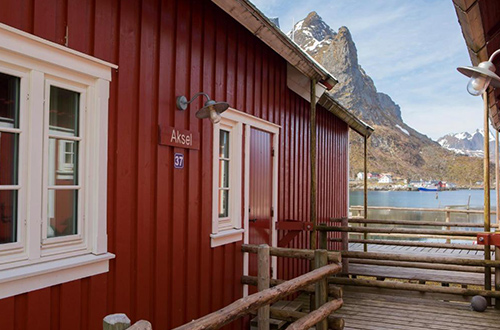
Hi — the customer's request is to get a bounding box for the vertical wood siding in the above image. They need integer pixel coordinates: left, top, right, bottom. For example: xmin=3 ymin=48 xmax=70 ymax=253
xmin=0 ymin=0 xmax=349 ymax=328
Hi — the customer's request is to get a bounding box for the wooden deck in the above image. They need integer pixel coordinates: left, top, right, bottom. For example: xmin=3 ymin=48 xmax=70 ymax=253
xmin=294 ymin=289 xmax=500 ymax=330
xmin=347 ymin=242 xmax=495 ymax=287
xmin=338 ymin=291 xmax=500 ymax=330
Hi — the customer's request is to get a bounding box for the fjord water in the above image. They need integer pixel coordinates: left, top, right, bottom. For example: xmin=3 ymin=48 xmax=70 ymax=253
xmin=349 ymin=189 xmax=497 ymax=210
xmin=349 ymin=190 xmax=497 ymax=236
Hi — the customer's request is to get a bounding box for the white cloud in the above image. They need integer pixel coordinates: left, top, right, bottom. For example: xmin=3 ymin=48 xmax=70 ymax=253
xmin=249 ymin=0 xmax=485 ymax=140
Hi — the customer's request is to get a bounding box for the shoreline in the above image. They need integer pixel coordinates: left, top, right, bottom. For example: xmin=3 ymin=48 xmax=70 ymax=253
xmin=349 ymin=183 xmax=489 ymax=192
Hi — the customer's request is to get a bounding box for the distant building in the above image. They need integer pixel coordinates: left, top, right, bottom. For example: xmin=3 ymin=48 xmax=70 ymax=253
xmin=379 ymin=174 xmax=393 ymax=183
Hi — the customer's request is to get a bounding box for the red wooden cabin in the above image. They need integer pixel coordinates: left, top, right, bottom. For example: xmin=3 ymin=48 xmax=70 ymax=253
xmin=0 ymin=0 xmax=372 ymax=329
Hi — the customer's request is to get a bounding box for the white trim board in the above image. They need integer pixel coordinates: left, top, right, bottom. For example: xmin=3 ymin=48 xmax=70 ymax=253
xmin=0 ymin=253 xmax=114 ymax=299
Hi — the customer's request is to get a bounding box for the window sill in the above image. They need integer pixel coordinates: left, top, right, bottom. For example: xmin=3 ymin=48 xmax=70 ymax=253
xmin=210 ymin=228 xmax=244 ymax=247
xmin=0 ymin=252 xmax=115 ymax=299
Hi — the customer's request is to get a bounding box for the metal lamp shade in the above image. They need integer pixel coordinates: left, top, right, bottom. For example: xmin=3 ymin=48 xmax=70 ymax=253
xmin=457 ymin=62 xmax=500 ymax=88
xmin=195 ymin=100 xmax=229 ymax=119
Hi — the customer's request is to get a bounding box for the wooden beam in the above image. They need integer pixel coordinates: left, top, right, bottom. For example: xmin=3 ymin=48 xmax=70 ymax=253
xmin=329 ymin=238 xmax=482 ymax=250
xmin=310 ymin=78 xmax=317 ymax=251
xmin=342 ymin=251 xmax=500 ymax=267
xmin=241 ymin=276 xmax=343 ymax=298
xmin=314 ymin=250 xmax=328 ymax=330
xmin=241 ymin=244 xmax=341 ymax=263
xmin=322 ymin=226 xmax=479 ymax=237
xmin=348 ymin=258 xmax=486 ymax=273
xmin=329 ymin=277 xmax=500 ymax=298
xmin=258 ymin=245 xmax=270 ymax=330
xmin=285 ymin=299 xmax=343 ymax=330
xmin=346 ymin=218 xmax=486 ymax=227
xmin=484 ymin=91 xmax=492 ymax=296
xmin=262 ymin=307 xmax=344 ymax=330
xmin=363 ymin=135 xmax=368 ymax=252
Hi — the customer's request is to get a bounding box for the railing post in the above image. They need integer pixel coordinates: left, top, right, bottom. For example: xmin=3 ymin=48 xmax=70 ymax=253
xmin=445 ymin=208 xmax=451 ymax=244
xmin=103 ymin=314 xmax=131 ymax=330
xmin=341 ymin=217 xmax=349 ymax=275
xmin=314 ymin=250 xmax=328 ymax=330
xmin=319 ymin=226 xmax=328 ymax=250
xmin=258 ymin=244 xmax=270 ymax=330
xmin=496 ymin=230 xmax=500 ymax=310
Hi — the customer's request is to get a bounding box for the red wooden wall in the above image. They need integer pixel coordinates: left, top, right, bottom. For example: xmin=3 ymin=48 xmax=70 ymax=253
xmin=0 ymin=0 xmax=348 ymax=329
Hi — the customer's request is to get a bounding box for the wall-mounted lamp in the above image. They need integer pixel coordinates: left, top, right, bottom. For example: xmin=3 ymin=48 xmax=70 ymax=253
xmin=457 ymin=49 xmax=500 ymax=96
xmin=176 ymin=92 xmax=229 ymax=124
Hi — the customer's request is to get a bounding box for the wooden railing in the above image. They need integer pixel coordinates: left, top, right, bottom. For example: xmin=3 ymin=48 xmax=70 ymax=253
xmin=317 ymin=210 xmax=500 ymax=306
xmin=172 ymin=244 xmax=344 ymax=330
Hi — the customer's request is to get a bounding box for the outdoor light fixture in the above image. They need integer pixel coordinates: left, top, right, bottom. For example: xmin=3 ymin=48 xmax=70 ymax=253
xmin=457 ymin=49 xmax=500 ymax=96
xmin=176 ymin=92 xmax=229 ymax=124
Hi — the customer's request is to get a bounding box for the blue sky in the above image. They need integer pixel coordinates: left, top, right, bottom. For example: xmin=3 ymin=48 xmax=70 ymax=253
xmin=250 ymin=0 xmax=484 ymax=140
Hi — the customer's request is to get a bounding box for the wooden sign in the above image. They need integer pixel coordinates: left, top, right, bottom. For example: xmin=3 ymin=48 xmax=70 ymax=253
xmin=159 ymin=125 xmax=200 ymax=150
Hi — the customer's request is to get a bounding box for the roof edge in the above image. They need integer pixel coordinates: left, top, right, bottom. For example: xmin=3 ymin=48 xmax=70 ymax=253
xmin=318 ymin=93 xmax=374 ymax=138
xmin=211 ymin=0 xmax=338 ymax=89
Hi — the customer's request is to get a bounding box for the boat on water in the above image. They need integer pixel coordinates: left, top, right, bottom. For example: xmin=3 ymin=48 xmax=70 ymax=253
xmin=418 ymin=186 xmax=439 ymax=192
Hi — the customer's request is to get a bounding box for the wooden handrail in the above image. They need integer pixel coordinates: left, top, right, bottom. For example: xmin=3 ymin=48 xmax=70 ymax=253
xmin=350 ymin=205 xmax=498 ymax=214
xmin=320 ymin=225 xmax=479 ymax=237
xmin=329 ymin=238 xmax=483 ymax=250
xmin=329 ymin=277 xmax=500 ymax=298
xmin=172 ymin=261 xmax=341 ymax=330
xmin=342 ymin=251 xmax=500 ymax=267
xmin=347 ymin=218 xmax=485 ymax=227
xmin=241 ymin=244 xmax=341 ymax=263
xmin=241 ymin=276 xmax=343 ymax=298
xmin=285 ymin=299 xmax=343 ymax=330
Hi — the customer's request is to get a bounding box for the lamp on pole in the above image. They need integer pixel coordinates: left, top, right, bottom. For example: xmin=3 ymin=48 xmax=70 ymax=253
xmin=458 ymin=49 xmax=500 ymax=307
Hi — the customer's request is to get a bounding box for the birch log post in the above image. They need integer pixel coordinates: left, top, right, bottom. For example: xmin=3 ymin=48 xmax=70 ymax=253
xmin=314 ymin=250 xmax=328 ymax=330
xmin=258 ymin=244 xmax=270 ymax=330
xmin=103 ymin=314 xmax=131 ymax=330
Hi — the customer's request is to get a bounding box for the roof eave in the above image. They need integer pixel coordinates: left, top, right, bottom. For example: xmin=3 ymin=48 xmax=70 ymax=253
xmin=211 ymin=0 xmax=338 ymax=90
xmin=318 ymin=93 xmax=374 ymax=138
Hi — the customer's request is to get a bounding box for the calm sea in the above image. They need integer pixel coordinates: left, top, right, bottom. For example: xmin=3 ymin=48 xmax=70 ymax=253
xmin=349 ymin=189 xmax=497 ymax=210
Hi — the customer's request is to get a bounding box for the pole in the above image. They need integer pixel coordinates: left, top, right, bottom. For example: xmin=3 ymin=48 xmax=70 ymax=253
xmin=496 ymin=129 xmax=499 ymax=227
xmin=258 ymin=245 xmax=270 ymax=330
xmin=364 ymin=135 xmax=368 ymax=252
xmin=310 ymin=79 xmax=317 ymax=251
xmin=483 ymin=91 xmax=492 ymax=297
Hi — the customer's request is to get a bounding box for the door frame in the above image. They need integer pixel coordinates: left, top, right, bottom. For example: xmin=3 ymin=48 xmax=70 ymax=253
xmin=220 ymin=109 xmax=279 ymax=297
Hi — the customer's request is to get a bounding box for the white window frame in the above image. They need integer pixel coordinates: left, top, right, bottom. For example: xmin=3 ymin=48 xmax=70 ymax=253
xmin=211 ymin=114 xmax=244 ymax=247
xmin=0 ymin=23 xmax=116 ymax=299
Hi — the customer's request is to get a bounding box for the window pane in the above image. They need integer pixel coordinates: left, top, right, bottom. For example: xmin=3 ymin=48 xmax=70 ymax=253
xmin=49 ymin=86 xmax=79 ymax=136
xmin=219 ymin=160 xmax=229 ymax=188
xmin=218 ymin=189 xmax=229 ymax=218
xmin=47 ymin=189 xmax=78 ymax=238
xmin=0 ymin=73 xmax=19 ymax=129
xmin=0 ymin=190 xmax=17 ymax=244
xmin=48 ymin=138 xmax=78 ymax=185
xmin=0 ymin=132 xmax=18 ymax=185
xmin=219 ymin=130 xmax=229 ymax=158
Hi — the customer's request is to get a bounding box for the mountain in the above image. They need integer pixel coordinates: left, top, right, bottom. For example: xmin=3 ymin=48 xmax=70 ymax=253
xmin=289 ymin=12 xmax=486 ymax=185
xmin=438 ymin=129 xmax=495 ymax=158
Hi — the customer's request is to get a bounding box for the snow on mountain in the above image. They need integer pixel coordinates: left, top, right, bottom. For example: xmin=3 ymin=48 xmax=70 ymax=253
xmin=395 ymin=124 xmax=410 ymax=136
xmin=437 ymin=129 xmax=496 ymax=157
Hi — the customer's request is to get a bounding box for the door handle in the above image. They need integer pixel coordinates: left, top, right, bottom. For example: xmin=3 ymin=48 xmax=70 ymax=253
xmin=249 ymin=218 xmax=257 ymax=223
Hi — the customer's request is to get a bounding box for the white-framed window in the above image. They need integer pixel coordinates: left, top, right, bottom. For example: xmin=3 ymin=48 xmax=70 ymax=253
xmin=0 ymin=23 xmax=116 ymax=299
xmin=211 ymin=113 xmax=244 ymax=247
